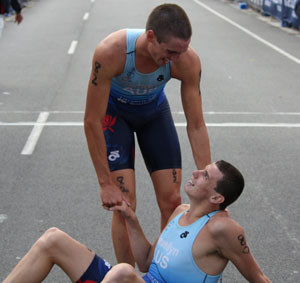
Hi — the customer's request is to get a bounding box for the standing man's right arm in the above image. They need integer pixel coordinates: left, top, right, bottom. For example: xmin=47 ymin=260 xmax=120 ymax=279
xmin=84 ymin=34 xmax=127 ymax=208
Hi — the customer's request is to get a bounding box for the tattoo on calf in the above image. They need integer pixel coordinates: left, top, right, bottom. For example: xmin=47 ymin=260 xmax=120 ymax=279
xmin=116 ymin=176 xmax=129 ymax=193
xmin=237 ymin=234 xmax=250 ymax=254
xmin=91 ymin=61 xmax=101 ymax=86
xmin=172 ymin=169 xmax=177 ymax=183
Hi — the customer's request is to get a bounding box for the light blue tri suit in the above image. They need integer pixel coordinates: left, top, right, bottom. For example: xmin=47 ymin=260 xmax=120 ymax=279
xmin=103 ymin=29 xmax=181 ymax=174
xmin=110 ymin=29 xmax=171 ymax=106
xmin=142 ymin=210 xmax=223 ymax=283
xmin=76 ymin=210 xmax=222 ymax=282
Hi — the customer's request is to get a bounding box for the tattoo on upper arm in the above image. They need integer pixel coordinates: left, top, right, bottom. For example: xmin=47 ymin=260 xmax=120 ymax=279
xmin=91 ymin=61 xmax=101 ymax=86
xmin=237 ymin=234 xmax=250 ymax=254
xmin=116 ymin=176 xmax=129 ymax=193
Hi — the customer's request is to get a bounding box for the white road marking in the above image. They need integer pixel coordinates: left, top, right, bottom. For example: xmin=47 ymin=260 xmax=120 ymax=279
xmin=68 ymin=40 xmax=78 ymax=55
xmin=0 ymin=214 xmax=8 ymax=223
xmin=1 ymin=110 xmax=300 ymax=115
xmin=180 ymin=111 xmax=300 ymax=116
xmin=0 ymin=122 xmax=299 ymax=128
xmin=21 ymin=112 xmax=49 ymax=155
xmin=193 ymin=0 xmax=300 ymax=65
xmin=83 ymin=12 xmax=89 ymax=21
xmin=178 ymin=123 xmax=300 ymax=128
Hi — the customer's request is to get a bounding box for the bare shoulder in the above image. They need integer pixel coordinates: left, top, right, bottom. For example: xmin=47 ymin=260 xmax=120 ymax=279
xmin=177 ymin=203 xmax=190 ymax=212
xmin=167 ymin=204 xmax=190 ymax=223
xmin=93 ymin=29 xmax=127 ymax=74
xmin=207 ymin=212 xmax=245 ymax=240
xmin=172 ymin=45 xmax=201 ymax=80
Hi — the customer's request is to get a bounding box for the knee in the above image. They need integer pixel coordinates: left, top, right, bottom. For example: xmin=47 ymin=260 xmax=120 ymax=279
xmin=35 ymin=227 xmax=64 ymax=252
xmin=170 ymin=191 xmax=182 ymax=208
xmin=162 ymin=191 xmax=181 ymax=213
xmin=105 ymin=263 xmax=138 ymax=282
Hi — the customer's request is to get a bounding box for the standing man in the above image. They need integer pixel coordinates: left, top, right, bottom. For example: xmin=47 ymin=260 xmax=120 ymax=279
xmin=84 ymin=4 xmax=211 ymax=265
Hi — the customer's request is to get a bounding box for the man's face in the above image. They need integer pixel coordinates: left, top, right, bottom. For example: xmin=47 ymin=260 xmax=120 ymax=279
xmin=184 ymin=163 xmax=224 ymax=199
xmin=149 ymin=34 xmax=190 ymax=66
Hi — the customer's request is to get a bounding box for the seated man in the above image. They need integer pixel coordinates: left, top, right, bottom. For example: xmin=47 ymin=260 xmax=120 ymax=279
xmin=3 ymin=161 xmax=271 ymax=283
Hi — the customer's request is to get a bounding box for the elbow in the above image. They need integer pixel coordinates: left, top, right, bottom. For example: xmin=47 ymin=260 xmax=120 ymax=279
xmin=84 ymin=118 xmax=92 ymax=135
xmin=137 ymin=256 xmax=152 ymax=273
xmin=137 ymin=263 xmax=149 ymax=273
xmin=84 ymin=117 xmax=102 ymax=137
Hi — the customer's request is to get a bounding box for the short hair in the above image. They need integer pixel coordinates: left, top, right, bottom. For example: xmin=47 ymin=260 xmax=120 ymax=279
xmin=214 ymin=160 xmax=244 ymax=210
xmin=146 ymin=4 xmax=192 ymax=43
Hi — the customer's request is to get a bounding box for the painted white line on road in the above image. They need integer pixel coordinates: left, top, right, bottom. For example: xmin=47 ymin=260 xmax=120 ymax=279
xmin=193 ymin=0 xmax=300 ymax=65
xmin=0 ymin=214 xmax=8 ymax=223
xmin=21 ymin=112 xmax=49 ymax=155
xmin=176 ymin=123 xmax=300 ymax=128
xmin=1 ymin=121 xmax=300 ymax=128
xmin=83 ymin=12 xmax=89 ymax=21
xmin=0 ymin=110 xmax=85 ymax=114
xmin=1 ymin=110 xmax=300 ymax=115
xmin=68 ymin=40 xmax=78 ymax=55
xmin=177 ymin=111 xmax=300 ymax=116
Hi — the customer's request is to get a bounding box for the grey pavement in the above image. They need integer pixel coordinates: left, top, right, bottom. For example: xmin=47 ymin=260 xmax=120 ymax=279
xmin=0 ymin=0 xmax=300 ymax=282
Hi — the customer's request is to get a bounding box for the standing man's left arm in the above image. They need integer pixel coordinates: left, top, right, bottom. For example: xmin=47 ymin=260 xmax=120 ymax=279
xmin=173 ymin=47 xmax=211 ymax=169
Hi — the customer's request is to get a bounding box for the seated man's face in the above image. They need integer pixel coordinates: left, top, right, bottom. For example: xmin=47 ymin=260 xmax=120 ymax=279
xmin=184 ymin=163 xmax=223 ymax=200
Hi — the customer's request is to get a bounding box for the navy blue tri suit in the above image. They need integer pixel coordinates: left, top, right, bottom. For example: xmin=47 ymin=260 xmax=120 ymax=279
xmin=103 ymin=29 xmax=181 ymax=174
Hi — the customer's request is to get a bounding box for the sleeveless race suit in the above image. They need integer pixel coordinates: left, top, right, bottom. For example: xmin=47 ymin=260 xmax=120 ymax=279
xmin=103 ymin=29 xmax=181 ymax=173
xmin=143 ymin=210 xmax=223 ymax=283
xmin=110 ymin=28 xmax=171 ymax=105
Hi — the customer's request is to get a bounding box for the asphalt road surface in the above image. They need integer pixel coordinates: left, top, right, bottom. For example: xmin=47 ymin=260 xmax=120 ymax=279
xmin=1 ymin=0 xmax=300 ymax=282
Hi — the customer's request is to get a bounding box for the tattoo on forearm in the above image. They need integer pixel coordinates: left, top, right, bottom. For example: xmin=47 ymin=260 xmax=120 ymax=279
xmin=237 ymin=234 xmax=250 ymax=254
xmin=116 ymin=176 xmax=129 ymax=193
xmin=91 ymin=61 xmax=101 ymax=86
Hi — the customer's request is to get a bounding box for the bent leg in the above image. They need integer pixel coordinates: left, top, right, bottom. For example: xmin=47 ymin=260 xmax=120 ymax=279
xmin=102 ymin=263 xmax=144 ymax=283
xmin=4 ymin=228 xmax=95 ymax=283
xmin=151 ymin=169 xmax=182 ymax=230
xmin=111 ymin=169 xmax=136 ymax=265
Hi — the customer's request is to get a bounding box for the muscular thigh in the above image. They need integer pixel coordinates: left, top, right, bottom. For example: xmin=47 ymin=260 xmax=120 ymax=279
xmin=103 ymin=103 xmax=135 ymax=171
xmin=136 ymin=99 xmax=181 ymax=174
